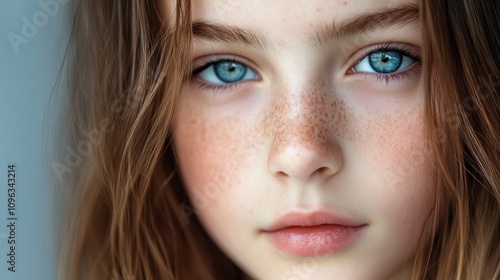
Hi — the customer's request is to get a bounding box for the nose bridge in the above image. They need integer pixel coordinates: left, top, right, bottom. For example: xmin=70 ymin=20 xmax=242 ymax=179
xmin=271 ymin=48 xmax=342 ymax=140
xmin=274 ymin=81 xmax=332 ymax=150
xmin=267 ymin=79 xmax=344 ymax=182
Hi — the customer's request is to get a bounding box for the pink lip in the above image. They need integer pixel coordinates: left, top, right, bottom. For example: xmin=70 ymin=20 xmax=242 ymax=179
xmin=263 ymin=211 xmax=366 ymax=257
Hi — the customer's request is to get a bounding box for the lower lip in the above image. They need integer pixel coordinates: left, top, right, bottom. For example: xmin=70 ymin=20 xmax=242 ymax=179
xmin=265 ymin=224 xmax=364 ymax=257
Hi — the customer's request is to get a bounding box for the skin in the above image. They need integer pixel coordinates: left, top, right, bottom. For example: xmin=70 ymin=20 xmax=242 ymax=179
xmin=172 ymin=0 xmax=434 ymax=279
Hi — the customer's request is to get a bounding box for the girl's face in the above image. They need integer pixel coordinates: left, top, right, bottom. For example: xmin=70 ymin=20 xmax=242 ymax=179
xmin=173 ymin=0 xmax=434 ymax=279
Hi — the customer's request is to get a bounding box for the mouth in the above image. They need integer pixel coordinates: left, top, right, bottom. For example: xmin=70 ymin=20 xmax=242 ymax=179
xmin=262 ymin=210 xmax=367 ymax=257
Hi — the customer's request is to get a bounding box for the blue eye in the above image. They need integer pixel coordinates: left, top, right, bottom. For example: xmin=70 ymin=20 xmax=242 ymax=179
xmin=196 ymin=60 xmax=258 ymax=85
xmin=354 ymin=49 xmax=415 ymax=74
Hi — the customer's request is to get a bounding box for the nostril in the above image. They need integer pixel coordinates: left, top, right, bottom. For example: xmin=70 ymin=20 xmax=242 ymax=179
xmin=276 ymin=171 xmax=288 ymax=179
xmin=316 ymin=167 xmax=329 ymax=175
xmin=272 ymin=164 xmax=338 ymax=183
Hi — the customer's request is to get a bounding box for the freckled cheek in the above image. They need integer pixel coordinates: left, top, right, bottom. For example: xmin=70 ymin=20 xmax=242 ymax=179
xmin=173 ymin=105 xmax=264 ymax=244
xmin=362 ymin=109 xmax=430 ymax=185
xmin=355 ymin=109 xmax=434 ymax=224
xmin=172 ymin=105 xmax=260 ymax=204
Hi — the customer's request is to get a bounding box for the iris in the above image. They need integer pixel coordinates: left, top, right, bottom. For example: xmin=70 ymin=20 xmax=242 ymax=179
xmin=368 ymin=50 xmax=403 ymax=74
xmin=214 ymin=61 xmax=248 ymax=83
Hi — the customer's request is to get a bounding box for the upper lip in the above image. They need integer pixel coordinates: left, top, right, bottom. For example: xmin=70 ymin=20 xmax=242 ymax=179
xmin=263 ymin=210 xmax=366 ymax=232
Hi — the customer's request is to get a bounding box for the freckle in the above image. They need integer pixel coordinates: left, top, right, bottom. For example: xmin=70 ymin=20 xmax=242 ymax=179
xmin=258 ymin=81 xmax=356 ymax=159
xmin=342 ymin=1 xmax=348 ymax=6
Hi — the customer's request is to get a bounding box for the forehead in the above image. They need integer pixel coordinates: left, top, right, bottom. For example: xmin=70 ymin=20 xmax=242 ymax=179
xmin=192 ymin=0 xmax=418 ymax=32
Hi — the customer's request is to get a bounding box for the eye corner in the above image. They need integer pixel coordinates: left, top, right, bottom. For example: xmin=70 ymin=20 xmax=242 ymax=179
xmin=345 ymin=66 xmax=356 ymax=75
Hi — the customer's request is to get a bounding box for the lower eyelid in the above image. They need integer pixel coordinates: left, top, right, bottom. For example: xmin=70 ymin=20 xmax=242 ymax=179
xmin=359 ymin=63 xmax=422 ymax=83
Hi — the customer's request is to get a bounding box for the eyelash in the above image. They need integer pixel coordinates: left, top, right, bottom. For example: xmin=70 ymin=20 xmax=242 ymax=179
xmin=191 ymin=56 xmax=251 ymax=92
xmin=349 ymin=43 xmax=422 ymax=84
xmin=191 ymin=43 xmax=422 ymax=91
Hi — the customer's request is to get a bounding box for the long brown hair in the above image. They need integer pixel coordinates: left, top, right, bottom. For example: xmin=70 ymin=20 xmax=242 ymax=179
xmin=58 ymin=0 xmax=500 ymax=279
xmin=58 ymin=0 xmax=241 ymax=279
xmin=414 ymin=0 xmax=500 ymax=279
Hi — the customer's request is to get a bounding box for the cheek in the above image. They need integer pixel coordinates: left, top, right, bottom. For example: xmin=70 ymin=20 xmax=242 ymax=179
xmin=356 ymin=105 xmax=434 ymax=232
xmin=370 ymin=107 xmax=431 ymax=185
xmin=173 ymin=101 xmax=258 ymax=211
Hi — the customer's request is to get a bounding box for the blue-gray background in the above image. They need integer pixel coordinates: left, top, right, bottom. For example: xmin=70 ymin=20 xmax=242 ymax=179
xmin=0 ymin=1 xmax=72 ymax=279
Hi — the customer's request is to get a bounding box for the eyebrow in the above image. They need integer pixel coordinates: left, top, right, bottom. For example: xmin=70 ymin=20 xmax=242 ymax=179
xmin=192 ymin=21 xmax=269 ymax=51
xmin=191 ymin=4 xmax=419 ymax=49
xmin=315 ymin=4 xmax=420 ymax=45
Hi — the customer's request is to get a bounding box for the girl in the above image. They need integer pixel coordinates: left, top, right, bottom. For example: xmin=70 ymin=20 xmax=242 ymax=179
xmin=57 ymin=0 xmax=499 ymax=279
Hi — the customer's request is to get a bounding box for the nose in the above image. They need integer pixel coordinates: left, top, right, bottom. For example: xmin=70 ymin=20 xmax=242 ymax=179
xmin=267 ymin=85 xmax=344 ymax=183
